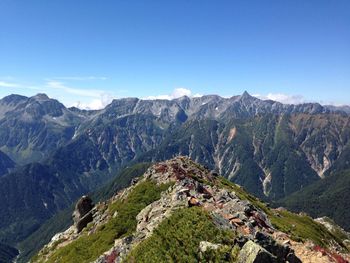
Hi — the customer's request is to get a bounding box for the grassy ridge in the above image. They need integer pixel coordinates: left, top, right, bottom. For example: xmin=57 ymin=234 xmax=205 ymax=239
xmin=126 ymin=207 xmax=237 ymax=263
xmin=35 ymin=180 xmax=172 ymax=263
xmin=218 ymin=177 xmax=349 ymax=251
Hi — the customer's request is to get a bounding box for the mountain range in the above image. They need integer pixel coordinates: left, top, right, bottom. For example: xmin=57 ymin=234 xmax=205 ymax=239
xmin=0 ymin=91 xmax=349 ymax=262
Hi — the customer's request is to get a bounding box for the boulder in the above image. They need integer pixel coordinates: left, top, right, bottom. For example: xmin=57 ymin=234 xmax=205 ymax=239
xmin=237 ymin=240 xmax=277 ymax=263
xmin=254 ymin=232 xmax=301 ymax=263
xmin=73 ymin=195 xmax=94 ymax=233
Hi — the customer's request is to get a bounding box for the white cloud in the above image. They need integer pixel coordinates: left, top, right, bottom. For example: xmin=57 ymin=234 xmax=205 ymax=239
xmin=71 ymin=93 xmax=115 ymax=110
xmin=253 ymin=93 xmax=306 ymax=105
xmin=47 ymin=81 xmax=105 ymax=98
xmin=51 ymin=76 xmax=107 ymax=81
xmin=46 ymin=81 xmax=115 ymax=110
xmin=143 ymin=87 xmax=201 ymax=100
xmin=0 ymin=81 xmax=19 ymax=88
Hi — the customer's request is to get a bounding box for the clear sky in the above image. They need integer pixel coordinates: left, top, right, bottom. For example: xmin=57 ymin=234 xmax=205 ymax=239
xmin=0 ymin=0 xmax=349 ymax=109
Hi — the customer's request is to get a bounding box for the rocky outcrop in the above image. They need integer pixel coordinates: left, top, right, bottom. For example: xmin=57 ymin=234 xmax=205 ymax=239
xmin=72 ymin=195 xmax=94 ymax=233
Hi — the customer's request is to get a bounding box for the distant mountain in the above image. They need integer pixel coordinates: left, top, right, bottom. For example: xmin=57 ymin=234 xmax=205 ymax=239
xmin=137 ymin=112 xmax=350 ymax=200
xmin=1 ymin=92 xmax=350 ymax=253
xmin=0 ymin=94 xmax=85 ymax=164
xmin=325 ymin=104 xmax=350 ymax=114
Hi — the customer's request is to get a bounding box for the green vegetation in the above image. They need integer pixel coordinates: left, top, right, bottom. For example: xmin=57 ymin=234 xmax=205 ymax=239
xmin=218 ymin=177 xmax=349 ymax=251
xmin=270 ymin=210 xmax=347 ymax=250
xmin=126 ymin=207 xmax=237 ymax=263
xmin=17 ymin=162 xmax=150 ymax=263
xmin=35 ymin=180 xmax=172 ymax=263
xmin=280 ymin=169 xmax=350 ymax=232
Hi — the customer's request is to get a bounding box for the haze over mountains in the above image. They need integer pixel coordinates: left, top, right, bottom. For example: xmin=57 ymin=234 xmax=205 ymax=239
xmin=0 ymin=91 xmax=350 ymax=262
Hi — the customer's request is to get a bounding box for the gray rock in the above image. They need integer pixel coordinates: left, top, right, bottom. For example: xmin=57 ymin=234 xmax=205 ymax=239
xmin=237 ymin=240 xmax=277 ymax=263
xmin=254 ymin=232 xmax=301 ymax=263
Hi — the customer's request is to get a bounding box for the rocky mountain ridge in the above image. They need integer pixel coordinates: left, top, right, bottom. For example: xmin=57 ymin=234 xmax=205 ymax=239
xmin=34 ymin=157 xmax=350 ymax=263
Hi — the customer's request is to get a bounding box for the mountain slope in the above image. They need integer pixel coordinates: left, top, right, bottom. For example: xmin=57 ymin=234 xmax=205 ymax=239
xmin=0 ymin=243 xmax=18 ymax=263
xmin=16 ymin=162 xmax=151 ymax=263
xmin=33 ymin=157 xmax=350 ymax=263
xmin=136 ymin=112 xmax=349 ymax=200
xmin=0 ymin=163 xmax=87 ymax=245
xmin=0 ymin=150 xmax=15 ymax=176
xmin=279 ymin=169 xmax=350 ymax=232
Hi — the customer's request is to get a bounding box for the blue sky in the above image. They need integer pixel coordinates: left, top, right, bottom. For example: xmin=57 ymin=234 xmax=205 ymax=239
xmin=0 ymin=0 xmax=349 ymax=109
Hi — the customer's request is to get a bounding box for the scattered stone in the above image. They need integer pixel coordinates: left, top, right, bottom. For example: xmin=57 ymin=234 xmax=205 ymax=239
xmin=199 ymin=241 xmax=221 ymax=253
xmin=282 ymin=240 xmax=291 ymax=246
xmin=210 ymin=171 xmax=219 ymax=177
xmin=231 ymin=217 xmax=244 ymax=226
xmin=188 ymin=196 xmax=200 ymax=207
xmin=211 ymin=212 xmax=235 ymax=231
xmin=131 ymin=177 xmax=139 ymax=185
xmin=275 ymin=207 xmax=287 ymax=212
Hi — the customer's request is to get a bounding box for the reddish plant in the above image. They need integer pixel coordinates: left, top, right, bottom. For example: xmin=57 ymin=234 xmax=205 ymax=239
xmin=105 ymin=250 xmax=118 ymax=263
xmin=155 ymin=164 xmax=168 ymax=173
xmin=313 ymin=246 xmax=348 ymax=263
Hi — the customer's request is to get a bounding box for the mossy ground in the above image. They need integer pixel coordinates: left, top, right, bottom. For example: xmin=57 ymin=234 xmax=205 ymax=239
xmin=125 ymin=207 xmax=237 ymax=263
xmin=34 ymin=180 xmax=172 ymax=263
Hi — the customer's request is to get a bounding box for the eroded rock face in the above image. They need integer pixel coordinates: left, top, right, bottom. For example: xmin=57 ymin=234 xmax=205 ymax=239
xmin=73 ymin=195 xmax=94 ymax=233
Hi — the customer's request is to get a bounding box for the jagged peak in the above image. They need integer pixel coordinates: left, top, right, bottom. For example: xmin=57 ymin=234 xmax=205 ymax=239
xmin=239 ymin=90 xmax=254 ymax=100
xmin=108 ymin=97 xmax=139 ymax=106
xmin=32 ymin=93 xmax=50 ymax=101
xmin=242 ymin=90 xmax=250 ymax=97
xmin=174 ymin=95 xmax=191 ymax=102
